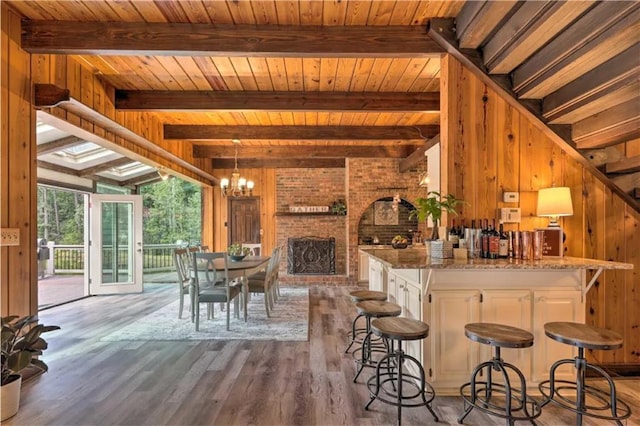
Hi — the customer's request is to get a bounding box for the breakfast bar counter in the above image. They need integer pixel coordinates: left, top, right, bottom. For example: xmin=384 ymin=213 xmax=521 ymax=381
xmin=359 ymin=247 xmax=633 ymax=394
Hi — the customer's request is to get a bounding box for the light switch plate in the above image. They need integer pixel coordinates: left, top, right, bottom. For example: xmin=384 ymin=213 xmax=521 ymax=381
xmin=1 ymin=228 xmax=20 ymax=246
xmin=500 ymin=208 xmax=521 ymax=223
xmin=503 ymin=192 xmax=520 ymax=203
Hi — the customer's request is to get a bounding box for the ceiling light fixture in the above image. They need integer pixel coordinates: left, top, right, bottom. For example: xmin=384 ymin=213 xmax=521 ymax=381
xmin=220 ymin=139 xmax=254 ymax=197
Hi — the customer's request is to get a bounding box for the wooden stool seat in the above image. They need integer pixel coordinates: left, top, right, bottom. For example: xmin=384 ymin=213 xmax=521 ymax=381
xmin=544 ymin=322 xmax=623 ymax=350
xmin=371 ymin=317 xmax=429 ymax=341
xmin=356 ymin=300 xmax=402 ymax=318
xmin=349 ymin=290 xmax=387 ymax=302
xmin=465 ymin=323 xmax=534 ymax=349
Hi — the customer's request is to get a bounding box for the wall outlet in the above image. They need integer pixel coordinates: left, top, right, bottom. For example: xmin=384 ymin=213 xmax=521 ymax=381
xmin=499 ymin=208 xmax=521 ymax=223
xmin=1 ymin=228 xmax=20 ymax=246
xmin=503 ymin=192 xmax=520 ymax=203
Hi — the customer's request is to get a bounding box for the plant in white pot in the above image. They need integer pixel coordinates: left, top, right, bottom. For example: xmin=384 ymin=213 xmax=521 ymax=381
xmin=409 ymin=191 xmax=463 ymax=241
xmin=1 ymin=315 xmax=60 ymax=421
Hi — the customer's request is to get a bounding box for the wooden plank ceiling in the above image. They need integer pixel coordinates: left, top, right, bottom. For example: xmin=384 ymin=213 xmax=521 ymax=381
xmin=8 ymin=0 xmax=640 ymax=204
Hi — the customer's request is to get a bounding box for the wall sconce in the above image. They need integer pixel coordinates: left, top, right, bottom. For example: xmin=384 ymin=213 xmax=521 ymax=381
xmin=537 ymin=187 xmax=573 ymax=227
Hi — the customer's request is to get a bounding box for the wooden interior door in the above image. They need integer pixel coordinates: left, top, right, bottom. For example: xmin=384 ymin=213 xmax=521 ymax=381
xmin=228 ymin=197 xmax=260 ymax=244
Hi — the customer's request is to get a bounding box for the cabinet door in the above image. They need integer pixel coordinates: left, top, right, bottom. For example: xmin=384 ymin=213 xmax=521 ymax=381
xmin=359 ymin=252 xmax=369 ymax=283
xmin=428 ymin=290 xmax=481 ymax=387
xmin=387 ymin=272 xmax=403 ymax=305
xmin=481 ymin=290 xmax=533 ymax=379
xmin=532 ymin=290 xmax=583 ymax=383
xmin=368 ymin=259 xmax=381 ymax=292
xmin=404 ymin=282 xmax=423 ymax=366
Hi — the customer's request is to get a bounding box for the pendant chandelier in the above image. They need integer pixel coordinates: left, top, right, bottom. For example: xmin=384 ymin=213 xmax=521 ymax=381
xmin=220 ymin=139 xmax=254 ymax=197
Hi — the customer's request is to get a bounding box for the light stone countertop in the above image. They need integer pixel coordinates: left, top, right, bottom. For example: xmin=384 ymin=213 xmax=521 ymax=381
xmin=360 ymin=248 xmax=634 ymax=271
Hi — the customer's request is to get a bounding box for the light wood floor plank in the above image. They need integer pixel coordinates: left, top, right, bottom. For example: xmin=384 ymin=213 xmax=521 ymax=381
xmin=5 ymin=284 xmax=639 ymax=426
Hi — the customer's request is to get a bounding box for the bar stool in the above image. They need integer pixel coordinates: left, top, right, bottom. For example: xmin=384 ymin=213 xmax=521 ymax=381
xmin=352 ymin=300 xmax=402 ymax=383
xmin=345 ymin=290 xmax=387 ymax=354
xmin=458 ymin=323 xmax=541 ymax=425
xmin=538 ymin=322 xmax=631 ymax=425
xmin=364 ymin=317 xmax=438 ymax=425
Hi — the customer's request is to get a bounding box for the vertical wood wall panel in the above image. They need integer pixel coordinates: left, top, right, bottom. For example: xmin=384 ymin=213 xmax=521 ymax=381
xmin=442 ymin=55 xmax=639 ymax=364
xmin=1 ymin=5 xmax=10 ymax=314
xmin=1 ymin=5 xmax=37 ymax=316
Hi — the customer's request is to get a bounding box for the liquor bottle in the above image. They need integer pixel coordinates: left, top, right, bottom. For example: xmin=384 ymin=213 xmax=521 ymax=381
xmin=448 ymin=219 xmax=459 ymax=248
xmin=489 ymin=219 xmax=500 ymax=259
xmin=498 ymin=220 xmax=509 ymax=258
xmin=458 ymin=218 xmax=466 ymax=249
xmin=481 ymin=219 xmax=489 ymax=258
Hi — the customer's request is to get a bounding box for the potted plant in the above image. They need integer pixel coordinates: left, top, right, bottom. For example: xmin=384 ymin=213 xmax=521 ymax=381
xmin=331 ymin=199 xmax=347 ymax=216
xmin=1 ymin=315 xmax=60 ymax=421
xmin=227 ymin=243 xmax=251 ymax=261
xmin=409 ymin=191 xmax=463 ymax=241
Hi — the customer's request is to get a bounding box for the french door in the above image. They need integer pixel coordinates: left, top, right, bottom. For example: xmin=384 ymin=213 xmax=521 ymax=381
xmin=89 ymin=194 xmax=143 ymax=295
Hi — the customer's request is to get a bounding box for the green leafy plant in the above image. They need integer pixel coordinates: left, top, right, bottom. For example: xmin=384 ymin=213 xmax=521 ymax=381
xmin=409 ymin=191 xmax=464 ymax=240
xmin=227 ymin=243 xmax=251 ymax=256
xmin=331 ymin=199 xmax=347 ymax=216
xmin=1 ymin=315 xmax=60 ymax=385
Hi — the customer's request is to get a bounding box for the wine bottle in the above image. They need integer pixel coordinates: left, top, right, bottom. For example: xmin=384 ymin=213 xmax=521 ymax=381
xmin=481 ymin=219 xmax=489 ymax=258
xmin=498 ymin=220 xmax=509 ymax=258
xmin=489 ymin=219 xmax=500 ymax=259
xmin=449 ymin=219 xmax=459 ymax=248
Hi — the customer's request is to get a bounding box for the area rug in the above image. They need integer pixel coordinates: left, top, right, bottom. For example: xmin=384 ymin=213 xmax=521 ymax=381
xmin=101 ymin=287 xmax=309 ymax=341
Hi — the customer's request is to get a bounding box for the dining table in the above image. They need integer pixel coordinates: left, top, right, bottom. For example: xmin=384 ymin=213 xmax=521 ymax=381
xmin=209 ymin=255 xmax=271 ymax=321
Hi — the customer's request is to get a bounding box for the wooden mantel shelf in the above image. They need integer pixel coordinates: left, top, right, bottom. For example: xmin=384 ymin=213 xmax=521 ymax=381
xmin=275 ymin=212 xmax=345 ymax=217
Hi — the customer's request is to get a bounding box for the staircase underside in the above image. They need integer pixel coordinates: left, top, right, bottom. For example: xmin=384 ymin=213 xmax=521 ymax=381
xmin=427 ymin=2 xmax=640 ymax=211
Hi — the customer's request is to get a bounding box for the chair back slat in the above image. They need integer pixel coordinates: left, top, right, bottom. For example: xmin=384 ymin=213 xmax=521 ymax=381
xmin=192 ymin=251 xmax=229 ymax=293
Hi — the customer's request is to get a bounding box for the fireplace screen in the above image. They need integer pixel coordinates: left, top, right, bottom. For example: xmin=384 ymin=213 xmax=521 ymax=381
xmin=287 ymin=236 xmax=336 ymax=275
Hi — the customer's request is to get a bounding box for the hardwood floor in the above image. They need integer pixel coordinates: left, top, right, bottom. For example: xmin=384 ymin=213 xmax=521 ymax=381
xmin=6 ymin=284 xmax=639 ymax=425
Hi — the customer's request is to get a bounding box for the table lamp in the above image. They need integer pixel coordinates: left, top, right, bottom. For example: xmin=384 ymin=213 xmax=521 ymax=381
xmin=536 ymin=187 xmax=573 ymax=227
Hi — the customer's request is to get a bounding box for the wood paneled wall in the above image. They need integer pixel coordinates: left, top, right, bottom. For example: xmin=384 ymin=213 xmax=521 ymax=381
xmin=441 ymin=55 xmax=639 ymax=365
xmin=208 ymin=168 xmax=277 ymax=254
xmin=1 ymin=5 xmax=37 ymax=317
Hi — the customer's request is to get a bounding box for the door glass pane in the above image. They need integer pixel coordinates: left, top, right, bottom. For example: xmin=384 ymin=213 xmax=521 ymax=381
xmin=101 ymin=202 xmax=133 ymax=284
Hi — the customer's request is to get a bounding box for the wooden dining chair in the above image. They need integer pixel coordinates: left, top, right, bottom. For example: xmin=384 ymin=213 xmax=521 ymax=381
xmin=242 ymin=243 xmax=262 ymax=256
xmin=192 ymin=252 xmax=243 ymax=331
xmin=246 ymin=245 xmax=281 ymax=317
xmin=173 ymin=248 xmax=192 ymax=319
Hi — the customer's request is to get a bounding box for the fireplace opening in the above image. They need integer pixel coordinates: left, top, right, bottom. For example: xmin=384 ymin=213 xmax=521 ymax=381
xmin=287 ymin=236 xmax=336 ymax=275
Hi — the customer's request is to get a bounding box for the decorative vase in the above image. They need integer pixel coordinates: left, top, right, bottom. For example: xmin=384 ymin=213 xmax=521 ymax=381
xmin=1 ymin=374 xmax=22 ymax=421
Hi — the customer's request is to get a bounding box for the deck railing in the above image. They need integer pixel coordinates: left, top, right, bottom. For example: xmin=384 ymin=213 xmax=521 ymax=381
xmin=49 ymin=243 xmax=182 ymax=274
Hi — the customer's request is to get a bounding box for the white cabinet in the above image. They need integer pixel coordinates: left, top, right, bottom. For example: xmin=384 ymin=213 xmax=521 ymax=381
xmin=358 ymin=250 xmax=369 ymax=283
xmin=425 ymin=286 xmax=583 ymax=394
xmin=426 ymin=290 xmax=480 ymax=388
xmin=532 ymin=290 xmax=583 ymax=383
xmin=387 ymin=269 xmax=423 ymax=369
xmin=368 ymin=258 xmax=385 ymax=292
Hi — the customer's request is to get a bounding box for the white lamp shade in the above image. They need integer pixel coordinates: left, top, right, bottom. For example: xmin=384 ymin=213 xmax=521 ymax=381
xmin=537 ymin=187 xmax=573 ymax=217
xmin=220 ymin=178 xmax=229 ymax=188
xmin=246 ymin=180 xmax=255 ymax=189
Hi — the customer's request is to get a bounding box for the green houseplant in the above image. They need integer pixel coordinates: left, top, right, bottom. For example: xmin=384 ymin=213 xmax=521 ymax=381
xmin=331 ymin=199 xmax=347 ymax=216
xmin=409 ymin=191 xmax=463 ymax=240
xmin=227 ymin=243 xmax=251 ymax=261
xmin=1 ymin=315 xmax=60 ymax=421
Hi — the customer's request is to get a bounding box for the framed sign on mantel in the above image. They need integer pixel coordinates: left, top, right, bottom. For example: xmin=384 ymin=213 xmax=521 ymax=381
xmin=536 ymin=228 xmax=563 ymax=257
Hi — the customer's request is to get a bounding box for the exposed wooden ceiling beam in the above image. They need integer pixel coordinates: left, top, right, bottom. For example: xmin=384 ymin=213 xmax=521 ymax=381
xmin=512 ymin=2 xmax=640 ymax=98
xmin=543 ymin=46 xmax=640 ymax=123
xmin=119 ymin=172 xmax=161 ymax=187
xmin=455 ymin=0 xmax=520 ymax=49
xmin=34 ymin=84 xmax=217 ymax=185
xmin=193 ymin=145 xmax=419 ymax=159
xmin=37 ymin=160 xmax=80 ymax=176
xmin=483 ymin=1 xmax=593 ymax=74
xmin=399 ymin=135 xmax=440 ymax=173
xmin=212 ymin=159 xmax=345 ymax=169
xmin=606 ymin=156 xmax=640 ymax=174
xmin=573 ymin=99 xmax=640 ymax=149
xmin=165 ymin=125 xmax=439 ymax=141
xmin=22 ymin=21 xmax=444 ymax=58
xmin=78 ymin=157 xmax=135 ymax=176
xmin=427 ymin=17 xmax=639 ymax=213
xmin=37 ymin=135 xmax=85 ymax=155
xmin=117 ymin=91 xmax=440 ymax=112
